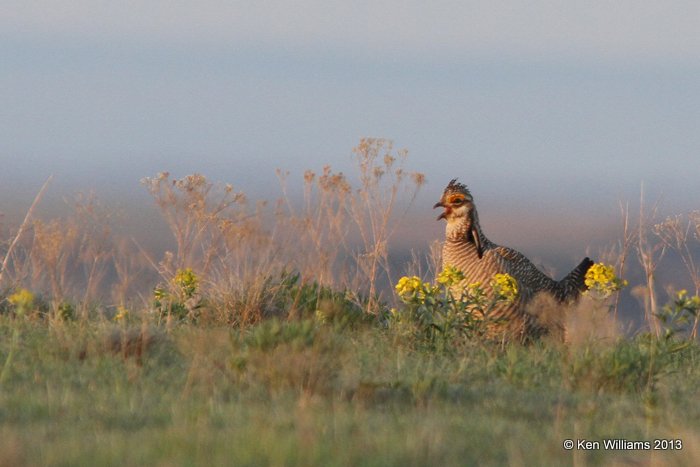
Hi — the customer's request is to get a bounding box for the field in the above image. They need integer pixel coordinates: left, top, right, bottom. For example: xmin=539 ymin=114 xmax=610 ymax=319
xmin=1 ymin=140 xmax=700 ymax=466
xmin=0 ymin=317 xmax=699 ymax=466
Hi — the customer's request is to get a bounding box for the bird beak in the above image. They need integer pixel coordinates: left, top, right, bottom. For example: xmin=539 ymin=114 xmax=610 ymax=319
xmin=434 ymin=201 xmax=447 ymax=220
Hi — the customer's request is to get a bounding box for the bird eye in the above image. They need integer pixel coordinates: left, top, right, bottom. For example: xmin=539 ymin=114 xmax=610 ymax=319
xmin=449 ymin=195 xmax=465 ymax=205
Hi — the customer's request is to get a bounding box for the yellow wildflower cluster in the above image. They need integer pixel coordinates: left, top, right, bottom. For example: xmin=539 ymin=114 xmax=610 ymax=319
xmin=395 ymin=276 xmax=436 ymax=302
xmin=491 ymin=273 xmax=519 ymax=303
xmin=396 ymin=267 xmax=518 ymax=305
xmin=584 ymin=263 xmax=628 ymax=298
xmin=8 ymin=288 xmax=35 ymax=315
xmin=437 ymin=265 xmax=465 ymax=287
xmin=173 ymin=268 xmax=199 ymax=299
xmin=395 ymin=276 xmax=422 ymax=296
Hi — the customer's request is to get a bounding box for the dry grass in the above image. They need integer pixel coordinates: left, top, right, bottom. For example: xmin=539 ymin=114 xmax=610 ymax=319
xmin=0 ymin=139 xmax=425 ymax=325
xmin=1 ymin=140 xmax=699 ymax=341
xmin=654 ymin=211 xmax=700 ymax=337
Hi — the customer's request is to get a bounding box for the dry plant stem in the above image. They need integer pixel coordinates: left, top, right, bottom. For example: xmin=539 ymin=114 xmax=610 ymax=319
xmin=613 ymin=202 xmax=634 ymax=321
xmin=654 ymin=213 xmax=700 ymax=338
xmin=348 ymin=139 xmax=424 ymax=313
xmin=273 ymin=140 xmax=423 ymax=314
xmin=142 ymin=173 xmax=250 ymax=285
xmin=0 ymin=175 xmax=53 ymax=287
xmin=692 ymin=212 xmax=700 ymax=337
xmin=131 ymin=237 xmax=167 ymax=284
xmin=636 ymin=185 xmax=664 ymax=336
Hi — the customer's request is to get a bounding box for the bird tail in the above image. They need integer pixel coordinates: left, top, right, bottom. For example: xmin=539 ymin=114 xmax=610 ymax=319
xmin=556 ymin=257 xmax=594 ymax=302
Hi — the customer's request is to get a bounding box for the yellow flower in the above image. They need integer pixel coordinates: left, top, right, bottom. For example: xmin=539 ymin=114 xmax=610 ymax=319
xmin=395 ymin=276 xmax=437 ymax=303
xmin=114 ymin=306 xmax=129 ymax=322
xmin=8 ymin=288 xmax=35 ymax=315
xmin=491 ymin=273 xmax=519 ymax=303
xmin=674 ymin=290 xmax=700 ymax=311
xmin=437 ymin=265 xmax=465 ymax=287
xmin=395 ymin=276 xmax=423 ymax=297
xmin=173 ymin=268 xmax=199 ymax=299
xmin=584 ymin=263 xmax=627 ymax=298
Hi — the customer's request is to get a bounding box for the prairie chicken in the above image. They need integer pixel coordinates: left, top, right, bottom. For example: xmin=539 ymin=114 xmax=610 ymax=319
xmin=434 ymin=179 xmax=593 ymax=341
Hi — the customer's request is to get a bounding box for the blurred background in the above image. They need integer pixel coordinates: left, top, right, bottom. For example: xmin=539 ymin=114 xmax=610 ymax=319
xmin=2 ymin=1 xmax=699 ymax=322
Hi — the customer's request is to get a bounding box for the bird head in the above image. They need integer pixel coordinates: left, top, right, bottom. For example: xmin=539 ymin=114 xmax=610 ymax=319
xmin=434 ymin=179 xmax=474 ymax=222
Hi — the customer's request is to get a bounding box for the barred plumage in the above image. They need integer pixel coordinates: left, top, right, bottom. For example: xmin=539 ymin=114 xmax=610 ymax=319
xmin=435 ymin=179 xmax=593 ymax=341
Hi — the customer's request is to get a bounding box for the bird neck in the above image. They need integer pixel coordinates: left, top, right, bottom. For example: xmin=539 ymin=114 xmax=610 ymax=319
xmin=445 ymin=218 xmax=469 ymax=241
xmin=445 ymin=208 xmax=487 ymax=245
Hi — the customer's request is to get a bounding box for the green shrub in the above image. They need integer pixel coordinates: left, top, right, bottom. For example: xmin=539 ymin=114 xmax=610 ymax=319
xmin=244 ymin=318 xmax=317 ymax=351
xmin=390 ymin=266 xmax=517 ymax=349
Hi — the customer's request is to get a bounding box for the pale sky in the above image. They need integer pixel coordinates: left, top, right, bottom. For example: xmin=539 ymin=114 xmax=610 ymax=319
xmin=3 ymin=1 xmax=699 ymax=60
xmin=2 ymin=1 xmax=699 ymax=265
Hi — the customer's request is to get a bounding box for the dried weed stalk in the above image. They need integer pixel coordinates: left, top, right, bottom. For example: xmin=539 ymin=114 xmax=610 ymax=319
xmin=347 ymin=138 xmax=425 ymax=312
xmin=635 ymin=186 xmax=666 ymax=336
xmin=654 ymin=211 xmax=700 ymax=337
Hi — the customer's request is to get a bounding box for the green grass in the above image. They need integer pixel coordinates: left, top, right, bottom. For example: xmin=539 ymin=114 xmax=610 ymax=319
xmin=0 ymin=316 xmax=698 ymax=466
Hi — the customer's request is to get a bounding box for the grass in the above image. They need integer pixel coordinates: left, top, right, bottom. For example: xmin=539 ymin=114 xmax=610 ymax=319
xmin=2 ymin=138 xmax=700 ymax=465
xmin=0 ymin=316 xmax=698 ymax=466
